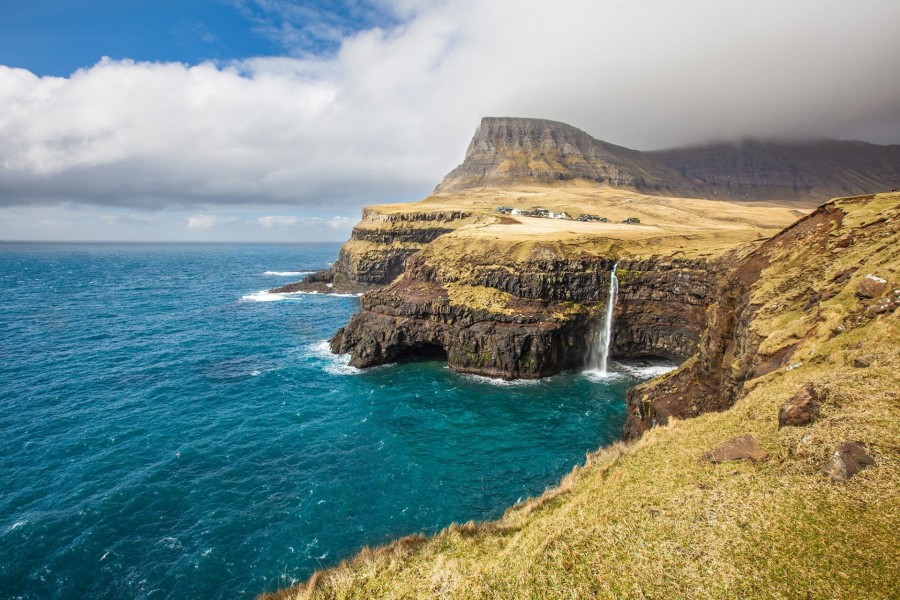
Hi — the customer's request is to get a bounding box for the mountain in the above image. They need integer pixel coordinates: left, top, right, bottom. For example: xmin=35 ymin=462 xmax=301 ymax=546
xmin=435 ymin=117 xmax=900 ymax=202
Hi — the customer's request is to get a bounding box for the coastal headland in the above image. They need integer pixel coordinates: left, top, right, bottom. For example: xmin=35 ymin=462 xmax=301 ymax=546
xmin=263 ymin=118 xmax=900 ymax=599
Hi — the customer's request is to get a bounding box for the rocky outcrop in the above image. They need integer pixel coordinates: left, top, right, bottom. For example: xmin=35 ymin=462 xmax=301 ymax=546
xmin=623 ymin=193 xmax=900 ymax=440
xmin=331 ymin=278 xmax=591 ymax=378
xmin=270 ymin=208 xmax=476 ymax=294
xmin=778 ymin=384 xmax=821 ymax=428
xmin=821 ymin=441 xmax=875 ymax=482
xmin=331 ymin=251 xmax=733 ymax=379
xmin=702 ymin=434 xmax=769 ymax=462
xmin=613 ymin=258 xmax=730 ymax=360
xmin=436 ymin=117 xmax=900 ymax=202
xmin=333 ymin=210 xmax=475 ymax=286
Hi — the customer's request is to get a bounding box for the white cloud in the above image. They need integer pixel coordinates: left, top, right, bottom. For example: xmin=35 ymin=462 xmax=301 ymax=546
xmin=0 ymin=0 xmax=899 ymax=226
xmin=0 ymin=205 xmax=360 ymax=241
xmin=327 ymin=216 xmax=355 ymax=230
xmin=187 ymin=214 xmax=239 ymax=229
xmin=257 ymin=215 xmax=299 ymax=227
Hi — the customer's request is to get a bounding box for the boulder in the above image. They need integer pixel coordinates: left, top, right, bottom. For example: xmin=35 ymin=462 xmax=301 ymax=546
xmin=853 ymin=355 xmax=875 ymax=368
xmin=778 ymin=384 xmax=821 ymax=428
xmin=821 ymin=441 xmax=875 ymax=482
xmin=856 ymin=274 xmax=888 ymax=299
xmin=702 ymin=434 xmax=768 ymax=463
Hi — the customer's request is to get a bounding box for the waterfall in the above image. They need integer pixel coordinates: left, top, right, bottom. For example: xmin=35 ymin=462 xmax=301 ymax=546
xmin=588 ymin=263 xmax=618 ymax=376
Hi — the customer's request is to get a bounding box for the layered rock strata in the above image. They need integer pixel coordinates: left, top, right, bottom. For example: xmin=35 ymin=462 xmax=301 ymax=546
xmin=437 ymin=117 xmax=900 ymax=202
xmin=271 ymin=208 xmax=476 ymax=294
xmin=332 ymin=252 xmax=735 ymax=379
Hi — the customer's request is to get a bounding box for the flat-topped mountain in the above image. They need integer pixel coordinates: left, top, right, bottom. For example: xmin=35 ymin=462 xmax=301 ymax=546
xmin=436 ymin=117 xmax=900 ymax=202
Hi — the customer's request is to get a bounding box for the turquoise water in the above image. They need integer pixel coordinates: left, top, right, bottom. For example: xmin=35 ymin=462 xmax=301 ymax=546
xmin=0 ymin=243 xmax=666 ymax=599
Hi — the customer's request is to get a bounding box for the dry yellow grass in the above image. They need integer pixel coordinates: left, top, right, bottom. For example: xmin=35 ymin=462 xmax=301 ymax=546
xmin=445 ymin=283 xmax=518 ymax=316
xmin=266 ymin=339 xmax=899 ymax=599
xmin=359 ymin=184 xmax=807 ymax=269
xmin=261 ymin=193 xmax=899 ymax=600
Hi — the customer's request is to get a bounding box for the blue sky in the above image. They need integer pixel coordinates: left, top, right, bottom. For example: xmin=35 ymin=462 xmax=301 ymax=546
xmin=0 ymin=0 xmax=394 ymax=76
xmin=1 ymin=0 xmax=899 ymax=241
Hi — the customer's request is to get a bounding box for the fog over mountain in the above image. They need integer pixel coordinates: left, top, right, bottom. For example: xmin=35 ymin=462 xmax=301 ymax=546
xmin=1 ymin=0 xmax=899 ymax=240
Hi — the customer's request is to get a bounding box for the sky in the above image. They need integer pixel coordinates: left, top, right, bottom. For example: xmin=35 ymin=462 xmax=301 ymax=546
xmin=1 ymin=0 xmax=900 ymax=242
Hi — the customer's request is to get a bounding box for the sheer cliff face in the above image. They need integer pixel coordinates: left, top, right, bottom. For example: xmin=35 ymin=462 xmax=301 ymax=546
xmin=332 ymin=209 xmax=475 ymax=286
xmin=436 ymin=117 xmax=900 ymax=202
xmin=331 ymin=248 xmax=739 ymax=379
xmin=623 ymin=192 xmax=900 ymax=440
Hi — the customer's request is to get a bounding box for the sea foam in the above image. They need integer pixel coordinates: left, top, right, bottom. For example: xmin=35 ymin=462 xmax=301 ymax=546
xmin=308 ymin=340 xmax=360 ymax=375
xmin=457 ymin=372 xmax=544 ymax=386
xmin=241 ymin=289 xmax=363 ymax=302
xmin=241 ymin=290 xmax=295 ymax=302
xmin=619 ymin=362 xmax=678 ymax=379
xmin=583 ymin=360 xmax=677 ymax=383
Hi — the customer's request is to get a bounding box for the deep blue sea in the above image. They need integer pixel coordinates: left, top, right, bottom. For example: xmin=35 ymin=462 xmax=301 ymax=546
xmin=0 ymin=243 xmax=670 ymax=600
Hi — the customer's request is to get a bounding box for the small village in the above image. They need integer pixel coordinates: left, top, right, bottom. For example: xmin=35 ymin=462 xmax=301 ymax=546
xmin=495 ymin=206 xmax=641 ymax=224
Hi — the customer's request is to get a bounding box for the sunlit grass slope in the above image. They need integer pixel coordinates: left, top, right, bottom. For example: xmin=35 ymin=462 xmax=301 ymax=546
xmin=263 ymin=193 xmax=899 ymax=600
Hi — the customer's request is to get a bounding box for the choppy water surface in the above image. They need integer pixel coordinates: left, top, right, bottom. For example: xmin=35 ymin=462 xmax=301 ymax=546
xmin=0 ymin=243 xmax=670 ymax=599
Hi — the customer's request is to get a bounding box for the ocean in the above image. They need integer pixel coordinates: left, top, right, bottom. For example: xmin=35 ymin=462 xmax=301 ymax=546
xmin=0 ymin=243 xmax=670 ymax=599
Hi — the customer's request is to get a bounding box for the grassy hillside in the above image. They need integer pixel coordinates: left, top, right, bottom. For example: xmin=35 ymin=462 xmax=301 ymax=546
xmin=263 ymin=193 xmax=899 ymax=600
xmin=380 ymin=185 xmax=806 ymax=261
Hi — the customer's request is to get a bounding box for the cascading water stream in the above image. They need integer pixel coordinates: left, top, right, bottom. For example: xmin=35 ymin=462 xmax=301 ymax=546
xmin=588 ymin=263 xmax=618 ymax=376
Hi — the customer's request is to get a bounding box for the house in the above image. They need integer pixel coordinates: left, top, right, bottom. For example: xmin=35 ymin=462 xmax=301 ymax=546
xmin=496 ymin=207 xmax=514 ymax=214
xmin=548 ymin=211 xmax=571 ymax=220
xmin=623 ymin=217 xmax=641 ymax=224
xmin=510 ymin=208 xmax=522 ymax=215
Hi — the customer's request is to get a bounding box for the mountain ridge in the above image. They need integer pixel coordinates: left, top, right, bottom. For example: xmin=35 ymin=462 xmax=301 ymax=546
xmin=435 ymin=117 xmax=900 ymax=202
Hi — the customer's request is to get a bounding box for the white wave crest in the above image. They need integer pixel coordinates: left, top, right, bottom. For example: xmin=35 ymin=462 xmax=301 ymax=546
xmin=619 ymin=362 xmax=678 ymax=379
xmin=241 ymin=289 xmax=364 ymax=302
xmin=457 ymin=372 xmax=543 ymax=386
xmin=263 ymin=271 xmax=313 ymax=277
xmin=4 ymin=520 xmax=28 ymax=535
xmin=289 ymin=290 xmax=364 ymax=298
xmin=308 ymin=340 xmax=360 ymax=375
xmin=240 ymin=290 xmax=294 ymax=302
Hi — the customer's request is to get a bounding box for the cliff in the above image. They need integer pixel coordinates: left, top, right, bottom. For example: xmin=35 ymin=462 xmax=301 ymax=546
xmin=329 ymin=189 xmax=801 ymax=379
xmin=331 ymin=252 xmax=736 ymax=378
xmin=262 ymin=193 xmax=900 ymax=599
xmin=270 ymin=206 xmax=482 ymax=294
xmin=436 ymin=117 xmax=900 ymax=202
xmin=435 ymin=117 xmax=680 ymax=194
xmin=623 ymin=192 xmax=900 ymax=439
xmin=276 ymin=117 xmax=898 ymax=297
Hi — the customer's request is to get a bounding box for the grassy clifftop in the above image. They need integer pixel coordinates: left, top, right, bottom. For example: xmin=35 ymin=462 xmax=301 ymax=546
xmin=264 ymin=193 xmax=899 ymax=599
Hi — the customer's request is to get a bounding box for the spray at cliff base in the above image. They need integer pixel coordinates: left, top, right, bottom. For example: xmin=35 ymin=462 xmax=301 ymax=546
xmin=586 ymin=263 xmax=618 ymax=377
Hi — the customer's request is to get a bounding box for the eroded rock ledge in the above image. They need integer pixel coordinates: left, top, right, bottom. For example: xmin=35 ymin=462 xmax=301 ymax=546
xmin=331 ymin=252 xmax=736 ymax=379
xmin=271 ymin=207 xmax=478 ymax=295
